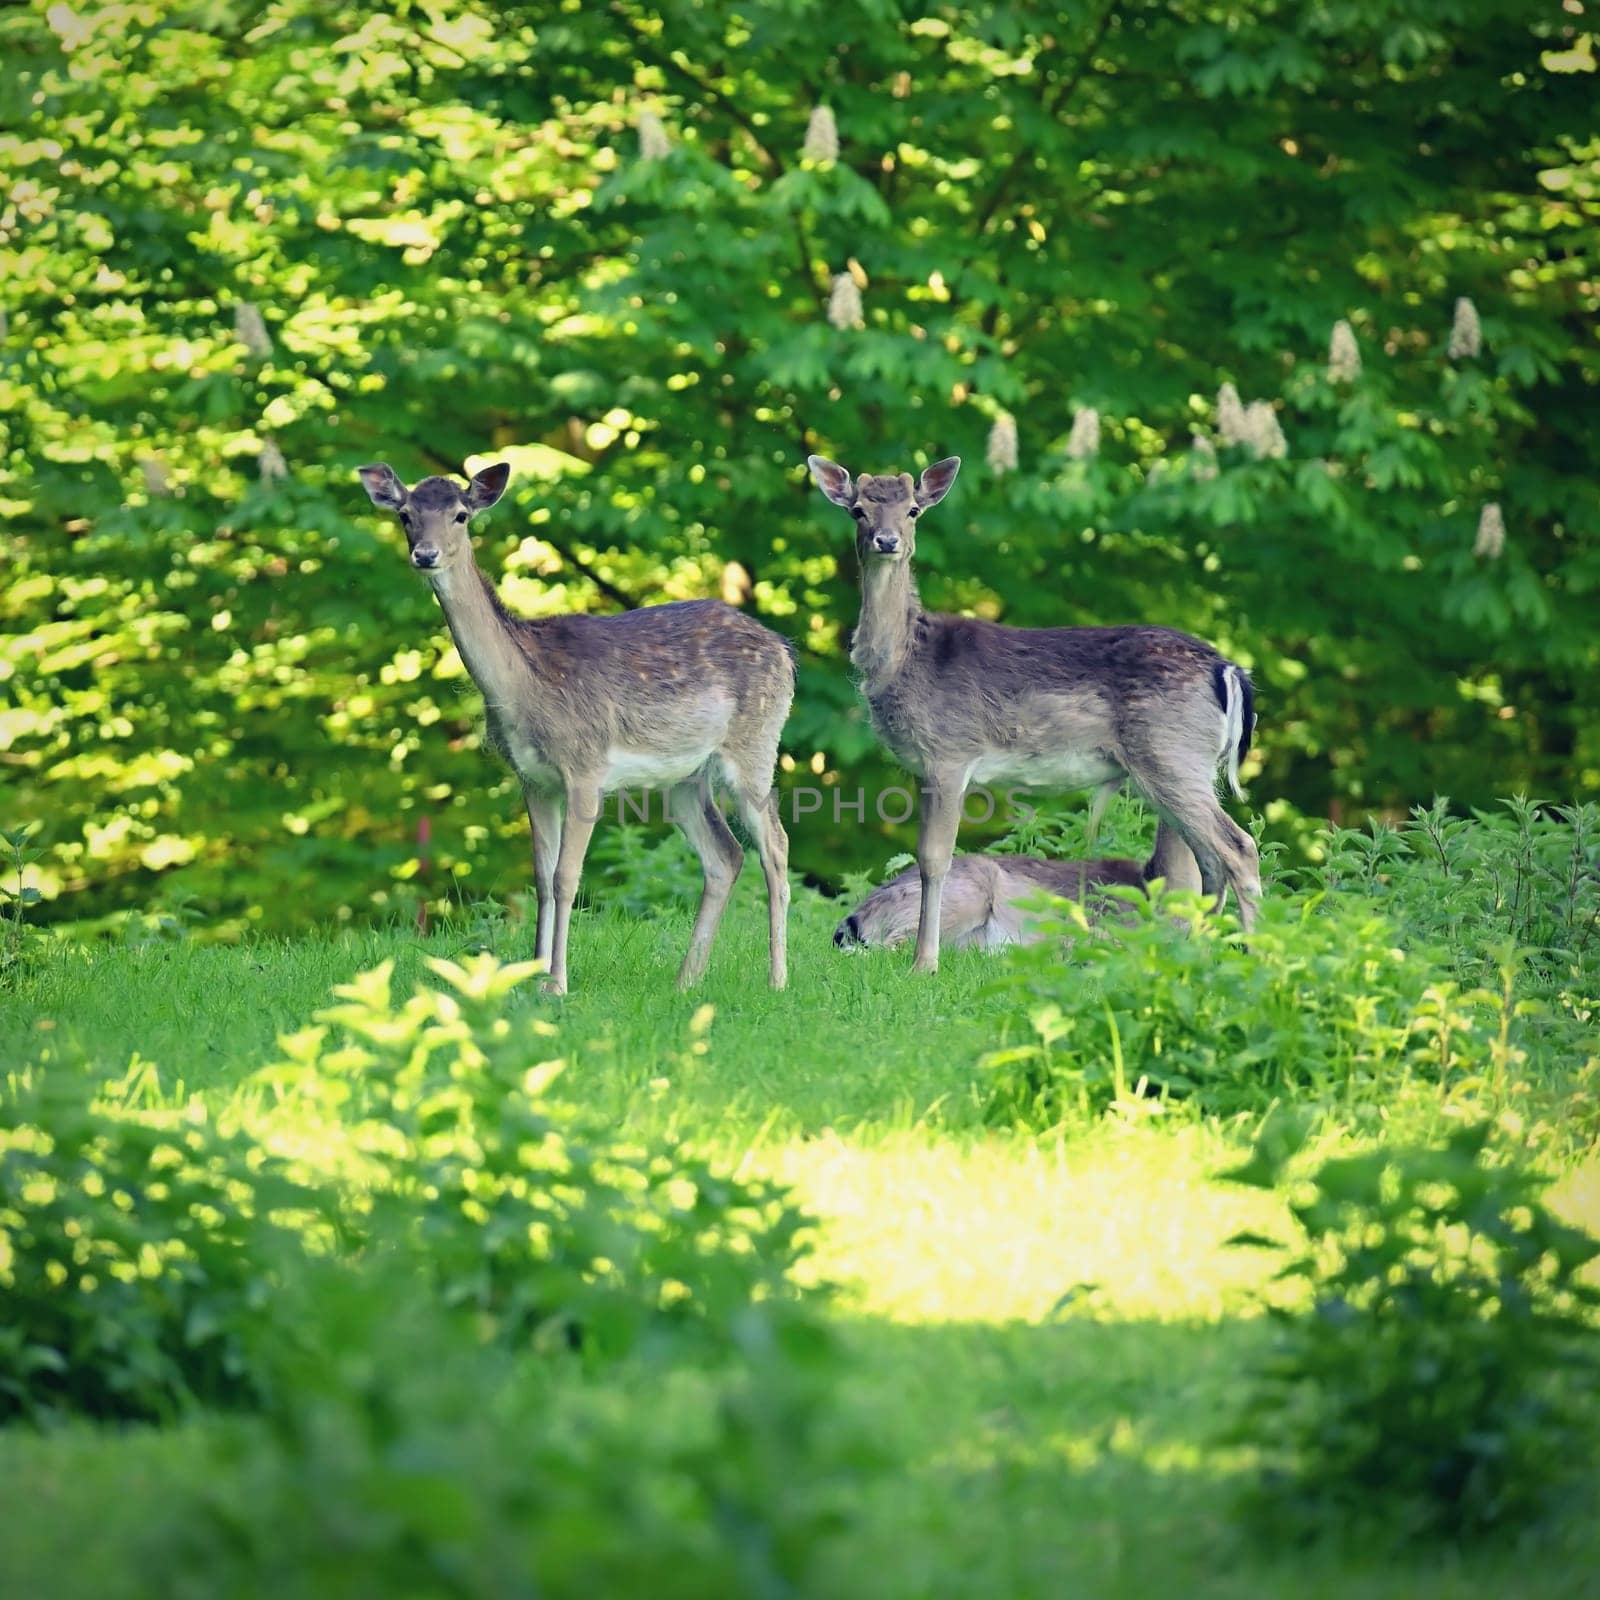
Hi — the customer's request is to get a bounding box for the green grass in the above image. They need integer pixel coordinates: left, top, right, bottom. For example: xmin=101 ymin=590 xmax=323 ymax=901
xmin=3 ymin=874 xmax=1599 ymax=1597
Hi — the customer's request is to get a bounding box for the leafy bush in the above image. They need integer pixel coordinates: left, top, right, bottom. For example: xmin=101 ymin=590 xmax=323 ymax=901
xmin=155 ymin=1261 xmax=865 ymax=1600
xmin=1302 ymin=799 xmax=1600 ymax=995
xmin=254 ymin=953 xmax=815 ymax=1367
xmin=585 ymin=822 xmax=708 ymax=916
xmin=977 ymin=802 xmax=1596 ymax=1131
xmin=2 ymin=954 xmax=822 ymax=1423
xmin=979 ymin=892 xmax=1452 ymax=1123
xmin=1223 ymin=1120 xmax=1600 ymax=1541
xmin=0 ymin=1071 xmax=329 ymax=1424
xmin=989 ymin=789 xmax=1161 ymax=866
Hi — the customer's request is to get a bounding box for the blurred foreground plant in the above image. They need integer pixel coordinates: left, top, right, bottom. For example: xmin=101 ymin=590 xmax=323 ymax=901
xmin=1223 ymin=1120 xmax=1600 ymax=1541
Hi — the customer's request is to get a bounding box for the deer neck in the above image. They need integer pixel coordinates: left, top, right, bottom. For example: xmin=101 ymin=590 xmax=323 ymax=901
xmin=427 ymin=556 xmax=532 ymax=716
xmin=853 ymin=559 xmax=920 ymax=687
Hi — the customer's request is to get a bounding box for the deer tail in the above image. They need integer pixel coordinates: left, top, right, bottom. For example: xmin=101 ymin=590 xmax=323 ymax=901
xmin=1214 ymin=661 xmax=1254 ymax=801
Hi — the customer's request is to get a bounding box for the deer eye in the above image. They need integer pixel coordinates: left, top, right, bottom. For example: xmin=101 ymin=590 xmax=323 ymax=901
xmin=908 ymin=506 xmax=920 ymax=518
xmin=454 ymin=510 xmax=469 ymax=524
xmin=850 ymin=506 xmax=866 ymax=520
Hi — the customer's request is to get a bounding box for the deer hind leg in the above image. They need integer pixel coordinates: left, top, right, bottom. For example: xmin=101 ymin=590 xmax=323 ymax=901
xmin=1144 ymin=819 xmax=1202 ymax=895
xmin=546 ymin=778 xmax=602 ymax=995
xmin=671 ymin=777 xmax=744 ymax=989
xmin=913 ymin=769 xmax=967 ymax=973
xmin=722 ymin=717 xmax=791 ymax=989
xmin=523 ymin=787 xmax=562 ymax=968
xmin=729 ymin=785 xmax=789 ymax=989
xmin=1129 ymin=763 xmax=1261 ymax=933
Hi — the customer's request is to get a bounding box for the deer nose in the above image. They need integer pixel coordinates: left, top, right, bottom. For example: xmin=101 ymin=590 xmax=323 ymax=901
xmin=834 ymin=914 xmax=861 ymax=947
xmin=411 ymin=546 xmax=441 ymax=570
xmin=872 ymin=534 xmax=900 ymax=555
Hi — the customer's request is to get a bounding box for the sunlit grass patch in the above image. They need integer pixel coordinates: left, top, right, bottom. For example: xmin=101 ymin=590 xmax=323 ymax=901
xmin=758 ymin=1124 xmax=1287 ymax=1323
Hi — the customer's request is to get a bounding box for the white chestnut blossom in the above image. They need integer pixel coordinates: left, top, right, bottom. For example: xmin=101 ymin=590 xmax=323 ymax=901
xmin=1448 ymin=296 xmax=1482 ymax=360
xmin=827 ymin=272 xmax=863 ymax=330
xmin=1473 ymin=502 xmax=1505 ymax=560
xmin=986 ymin=413 xmax=1018 ymax=474
xmin=1065 ymin=406 xmax=1100 ymax=460
xmin=802 ymin=105 xmax=838 ymax=163
xmin=234 ymin=302 xmax=272 ymax=359
xmin=637 ymin=110 xmax=670 ymax=162
xmin=1244 ymin=400 xmax=1288 ymax=461
xmin=260 ymin=438 xmax=288 ymax=486
xmin=1327 ymin=319 xmax=1361 ymax=383
xmin=1216 ymin=382 xmax=1249 ymax=447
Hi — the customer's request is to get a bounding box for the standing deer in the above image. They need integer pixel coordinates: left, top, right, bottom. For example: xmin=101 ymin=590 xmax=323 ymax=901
xmin=806 ymin=452 xmax=1260 ymax=972
xmin=834 ymin=824 xmax=1202 ymax=952
xmin=358 ymin=461 xmax=794 ymax=995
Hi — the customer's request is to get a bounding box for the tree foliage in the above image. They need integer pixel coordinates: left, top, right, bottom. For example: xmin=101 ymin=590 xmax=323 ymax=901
xmin=3 ymin=0 xmax=1596 ymax=926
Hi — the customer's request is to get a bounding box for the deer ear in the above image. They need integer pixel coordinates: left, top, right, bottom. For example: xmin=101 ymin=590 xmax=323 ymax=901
xmin=807 ymin=455 xmax=855 ymax=508
xmin=357 ymin=463 xmax=408 ymax=510
xmin=916 ymin=456 xmax=961 ymax=510
xmin=466 ymin=461 xmax=511 ymax=512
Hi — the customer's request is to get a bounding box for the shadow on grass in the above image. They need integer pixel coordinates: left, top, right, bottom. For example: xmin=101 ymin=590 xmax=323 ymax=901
xmin=828 ymin=1313 xmax=1600 ymax=1600
xmin=0 ymin=1311 xmax=1595 ymax=1600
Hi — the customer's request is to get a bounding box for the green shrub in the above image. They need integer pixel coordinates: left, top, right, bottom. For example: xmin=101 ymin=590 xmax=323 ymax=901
xmin=0 ymin=1071 xmax=330 ymax=1424
xmin=1302 ymin=798 xmax=1600 ymax=997
xmin=1223 ymin=1120 xmax=1600 ymax=1541
xmin=253 ymin=953 xmax=816 ymax=1367
xmin=978 ymin=891 xmax=1466 ymax=1124
xmin=154 ymin=1260 xmax=865 ymax=1600
xmin=1 ymin=954 xmax=822 ymax=1422
xmin=0 ymin=823 xmax=44 ymax=985
xmin=976 ymin=802 xmax=1596 ymax=1131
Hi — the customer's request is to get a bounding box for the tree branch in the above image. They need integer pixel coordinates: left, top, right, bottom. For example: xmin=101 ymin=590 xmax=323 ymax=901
xmin=972 ymin=4 xmax=1117 ymax=237
xmin=609 ymin=2 xmax=785 ymax=175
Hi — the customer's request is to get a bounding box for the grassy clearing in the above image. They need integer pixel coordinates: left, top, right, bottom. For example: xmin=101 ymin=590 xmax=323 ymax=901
xmin=2 ymin=807 xmax=1598 ymax=1596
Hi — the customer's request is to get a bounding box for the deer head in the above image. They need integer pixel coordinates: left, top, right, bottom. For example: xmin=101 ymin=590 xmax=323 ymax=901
xmin=806 ymin=454 xmax=960 ymax=564
xmin=357 ymin=462 xmax=512 ymax=573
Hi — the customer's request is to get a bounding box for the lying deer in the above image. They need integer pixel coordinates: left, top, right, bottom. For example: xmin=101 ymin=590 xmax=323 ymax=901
xmin=834 ymin=825 xmax=1200 ymax=951
xmin=806 ymin=453 xmax=1260 ymax=973
xmin=358 ymin=461 xmax=794 ymax=994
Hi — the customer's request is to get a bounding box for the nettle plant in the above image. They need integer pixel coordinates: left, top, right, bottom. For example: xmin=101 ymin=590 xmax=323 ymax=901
xmin=158 ymin=1253 xmax=864 ymax=1600
xmin=0 ymin=954 xmax=824 ymax=1425
xmin=0 ymin=823 xmax=43 ymax=980
xmin=251 ymin=954 xmax=817 ymax=1366
xmin=977 ymin=890 xmax=1466 ymax=1126
xmin=1223 ymin=1120 xmax=1600 ymax=1541
xmin=975 ymin=801 xmax=1593 ymax=1131
xmin=1302 ymin=798 xmax=1600 ymax=991
xmin=0 ymin=1068 xmax=332 ymax=1424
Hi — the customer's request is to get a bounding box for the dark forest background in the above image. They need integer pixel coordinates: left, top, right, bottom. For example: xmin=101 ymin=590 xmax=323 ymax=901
xmin=3 ymin=0 xmax=1596 ymax=929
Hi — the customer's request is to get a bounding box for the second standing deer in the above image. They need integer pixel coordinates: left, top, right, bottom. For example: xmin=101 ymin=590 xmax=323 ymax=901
xmin=358 ymin=460 xmax=794 ymax=994
xmin=806 ymin=452 xmax=1260 ymax=972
